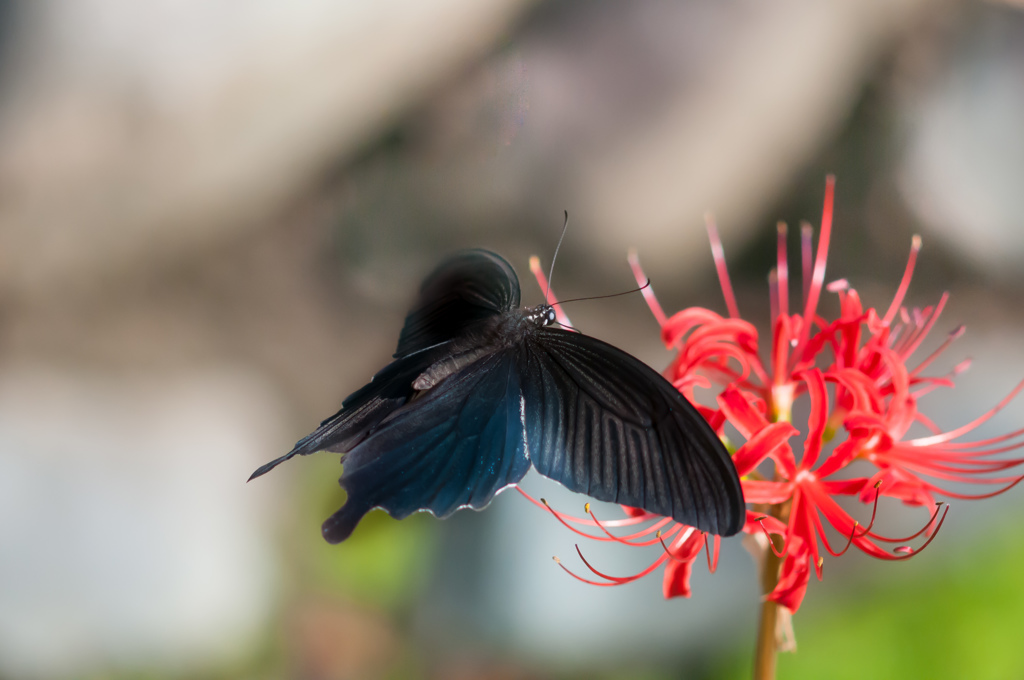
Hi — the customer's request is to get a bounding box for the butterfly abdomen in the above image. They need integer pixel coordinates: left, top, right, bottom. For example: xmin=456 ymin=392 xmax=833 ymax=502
xmin=407 ymin=310 xmax=536 ymax=395
xmin=412 ymin=347 xmax=491 ymax=390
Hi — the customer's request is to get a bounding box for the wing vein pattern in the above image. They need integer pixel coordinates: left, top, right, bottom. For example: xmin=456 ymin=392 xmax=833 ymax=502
xmin=520 ymin=327 xmax=744 ymax=536
xmin=321 ymin=350 xmax=531 ymax=543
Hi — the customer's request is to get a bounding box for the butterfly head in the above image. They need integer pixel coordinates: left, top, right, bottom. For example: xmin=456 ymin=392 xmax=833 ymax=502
xmin=526 ymin=304 xmax=557 ymax=327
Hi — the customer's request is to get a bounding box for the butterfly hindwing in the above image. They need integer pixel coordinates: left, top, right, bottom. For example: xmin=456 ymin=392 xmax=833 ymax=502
xmin=519 ymin=327 xmax=745 ymax=536
xmin=393 ymin=249 xmax=520 ymax=358
xmin=321 ymin=349 xmax=531 ymax=543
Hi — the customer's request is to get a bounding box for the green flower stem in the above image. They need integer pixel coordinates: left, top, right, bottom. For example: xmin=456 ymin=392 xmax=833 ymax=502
xmin=753 ymin=500 xmax=787 ymax=680
xmin=755 ymin=395 xmax=793 ymax=680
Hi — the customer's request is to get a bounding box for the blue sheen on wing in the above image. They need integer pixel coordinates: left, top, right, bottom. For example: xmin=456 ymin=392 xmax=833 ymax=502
xmin=321 ymin=351 xmax=530 ymax=543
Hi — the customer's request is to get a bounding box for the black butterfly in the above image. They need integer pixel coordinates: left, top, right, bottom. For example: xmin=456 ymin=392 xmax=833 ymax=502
xmin=249 ymin=250 xmax=745 ymax=542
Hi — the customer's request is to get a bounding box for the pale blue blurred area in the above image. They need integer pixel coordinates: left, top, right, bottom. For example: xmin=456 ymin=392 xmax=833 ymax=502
xmin=418 ymin=471 xmax=760 ymax=665
xmin=2 ymin=1 xmax=1024 ymax=679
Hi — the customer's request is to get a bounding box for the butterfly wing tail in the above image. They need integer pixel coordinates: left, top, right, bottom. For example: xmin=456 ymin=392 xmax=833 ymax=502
xmin=322 ymin=496 xmax=372 ymax=543
xmin=247 ymin=453 xmax=297 ymax=482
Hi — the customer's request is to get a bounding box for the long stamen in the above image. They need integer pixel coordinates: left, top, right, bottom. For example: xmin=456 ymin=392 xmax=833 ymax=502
xmin=914 ymin=411 xmax=945 ymax=435
xmin=753 ymin=516 xmax=787 ymax=558
xmin=571 ymin=545 xmax=670 ymax=583
xmin=515 ymin=487 xmax=651 ymax=528
xmin=523 ymin=495 xmax=655 ymax=542
xmin=801 ymin=221 xmax=814 ymax=306
xmin=926 ymin=424 xmax=1024 ymax=451
xmin=910 ymin=378 xmax=1024 ymax=447
xmin=538 ymin=499 xmax=613 ymax=541
xmin=705 ymin=533 xmax=720 ymax=573
xmin=893 ymin=295 xmax=949 ymax=363
xmin=551 ymin=555 xmax=667 ymax=587
xmin=911 ymin=441 xmax=1024 ymax=459
xmin=792 ymin=176 xmax=835 ymax=368
xmin=884 ymin=451 xmax=1024 ymax=472
xmin=833 ymin=522 xmax=859 ymax=556
xmin=657 ymin=527 xmax=698 ymax=563
xmin=769 ymin=269 xmax=779 ymax=329
xmin=910 ymin=325 xmax=965 ymax=378
xmin=705 ymin=213 xmax=741 ymax=319
xmin=882 ymin=235 xmax=923 ymax=326
xmin=573 ymin=545 xmax=638 ymax=582
xmin=910 ymin=359 xmax=970 ymax=399
xmin=889 ymin=504 xmax=950 ymax=560
xmin=855 ymin=481 xmax=882 ymax=538
xmin=927 ymin=474 xmax=1024 ymax=500
xmin=811 ymin=498 xmax=863 ymax=558
xmin=867 ymin=502 xmax=945 ymax=543
xmin=808 ymin=507 xmax=852 ymax=558
xmin=585 ymin=503 xmax=678 ymax=546
xmin=551 ymin=556 xmax=611 ymax=586
xmin=627 ymin=249 xmax=668 ymax=326
xmin=777 ymin=221 xmax=789 ymax=318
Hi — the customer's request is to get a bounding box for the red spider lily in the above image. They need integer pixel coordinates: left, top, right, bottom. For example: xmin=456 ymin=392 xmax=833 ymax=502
xmin=526 ymin=176 xmax=1024 ymax=613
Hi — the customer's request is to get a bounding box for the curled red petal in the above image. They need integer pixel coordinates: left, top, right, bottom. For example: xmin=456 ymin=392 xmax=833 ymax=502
xmin=797 ymin=368 xmax=829 ymax=470
xmin=718 ymin=386 xmax=771 ymax=440
xmin=768 ymin=550 xmax=811 ymax=614
xmin=663 ymin=557 xmax=695 ymax=599
xmin=742 ymin=480 xmax=793 ymax=505
xmin=732 ymin=421 xmax=800 ymax=477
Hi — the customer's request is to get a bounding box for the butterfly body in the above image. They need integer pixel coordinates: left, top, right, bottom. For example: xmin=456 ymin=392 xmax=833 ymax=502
xmin=411 ymin=306 xmax=550 ymax=390
xmin=251 ymin=250 xmax=745 ymax=542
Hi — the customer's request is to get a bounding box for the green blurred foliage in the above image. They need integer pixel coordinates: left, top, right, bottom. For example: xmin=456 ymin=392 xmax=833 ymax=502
xmin=80 ymin=483 xmax=1024 ymax=680
xmin=714 ymin=519 xmax=1024 ymax=680
xmin=298 ymin=454 xmax=437 ymax=612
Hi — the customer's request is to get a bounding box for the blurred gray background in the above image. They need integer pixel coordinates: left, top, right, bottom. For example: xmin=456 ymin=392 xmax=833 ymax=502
xmin=2 ymin=1 xmax=1024 ymax=679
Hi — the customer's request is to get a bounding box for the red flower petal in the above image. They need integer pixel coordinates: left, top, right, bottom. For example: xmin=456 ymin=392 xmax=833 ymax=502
xmin=732 ymin=422 xmax=799 ymax=477
xmin=741 ymin=480 xmax=793 ymax=505
xmin=662 ymin=557 xmax=695 ymax=599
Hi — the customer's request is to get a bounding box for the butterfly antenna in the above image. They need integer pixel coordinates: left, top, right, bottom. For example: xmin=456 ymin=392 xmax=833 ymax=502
xmin=553 ymin=320 xmax=580 ymax=333
xmin=546 ymin=210 xmax=570 ymax=301
xmin=556 ymin=279 xmax=652 ymax=305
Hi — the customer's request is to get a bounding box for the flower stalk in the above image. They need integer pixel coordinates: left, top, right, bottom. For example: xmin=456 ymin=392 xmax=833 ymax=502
xmin=754 ymin=536 xmax=783 ymax=680
xmin=752 ymin=484 xmax=796 ymax=680
xmin=754 ymin=387 xmax=794 ymax=680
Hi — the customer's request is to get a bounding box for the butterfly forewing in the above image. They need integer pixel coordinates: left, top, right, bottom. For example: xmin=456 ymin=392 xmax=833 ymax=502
xmin=519 ymin=327 xmax=745 ymax=536
xmin=249 ymin=251 xmax=520 ymax=481
xmin=393 ymin=249 xmax=520 ymax=358
xmin=247 ymin=348 xmax=445 ymax=480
